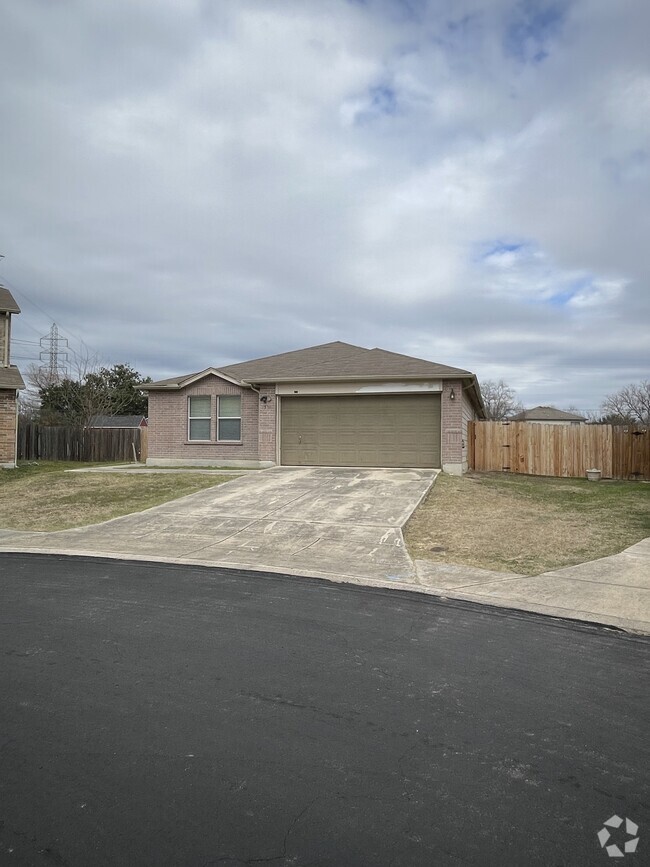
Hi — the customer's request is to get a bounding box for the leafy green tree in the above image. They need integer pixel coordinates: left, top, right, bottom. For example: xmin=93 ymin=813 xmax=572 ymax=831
xmin=85 ymin=364 xmax=151 ymax=416
xmin=38 ymin=364 xmax=151 ymax=426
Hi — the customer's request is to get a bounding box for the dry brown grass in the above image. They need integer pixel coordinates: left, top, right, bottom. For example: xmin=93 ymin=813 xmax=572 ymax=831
xmin=405 ymin=472 xmax=650 ymax=575
xmin=0 ymin=463 xmax=236 ymax=531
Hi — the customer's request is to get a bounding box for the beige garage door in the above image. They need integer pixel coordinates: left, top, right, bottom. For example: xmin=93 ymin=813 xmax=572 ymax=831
xmin=280 ymin=394 xmax=441 ymax=468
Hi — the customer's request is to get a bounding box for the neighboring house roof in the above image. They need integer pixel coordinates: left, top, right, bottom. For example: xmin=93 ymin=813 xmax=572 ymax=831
xmin=89 ymin=415 xmax=148 ymax=428
xmin=0 ymin=285 xmax=21 ymax=314
xmin=145 ymin=341 xmax=486 ymax=417
xmin=511 ymin=406 xmax=586 ymax=422
xmin=0 ymin=366 xmax=26 ymax=390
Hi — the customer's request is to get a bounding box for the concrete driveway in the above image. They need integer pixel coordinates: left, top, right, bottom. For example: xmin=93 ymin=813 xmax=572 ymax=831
xmin=0 ymin=467 xmax=437 ymax=582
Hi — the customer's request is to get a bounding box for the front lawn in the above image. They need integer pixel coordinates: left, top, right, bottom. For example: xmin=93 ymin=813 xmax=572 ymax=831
xmin=0 ymin=462 xmax=237 ymax=531
xmin=405 ymin=472 xmax=650 ymax=575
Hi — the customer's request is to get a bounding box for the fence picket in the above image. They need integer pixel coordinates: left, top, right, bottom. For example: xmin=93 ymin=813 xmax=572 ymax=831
xmin=468 ymin=421 xmax=649 ymax=480
xmin=17 ymin=424 xmax=145 ymax=463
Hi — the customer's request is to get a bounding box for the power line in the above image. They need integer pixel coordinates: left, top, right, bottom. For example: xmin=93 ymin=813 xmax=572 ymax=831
xmin=0 ymin=272 xmax=100 ymax=357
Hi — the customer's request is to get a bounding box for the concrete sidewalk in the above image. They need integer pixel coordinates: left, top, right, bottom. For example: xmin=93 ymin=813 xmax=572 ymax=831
xmin=415 ymin=538 xmax=650 ymax=634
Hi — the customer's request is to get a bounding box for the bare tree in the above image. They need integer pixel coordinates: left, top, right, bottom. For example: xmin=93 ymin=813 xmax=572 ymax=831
xmin=480 ymin=379 xmax=524 ymax=420
xmin=562 ymin=405 xmax=585 ymax=416
xmin=600 ymin=381 xmax=650 ymax=425
xmin=17 ymin=391 xmax=40 ymax=423
xmin=27 ymin=344 xmax=149 ymax=427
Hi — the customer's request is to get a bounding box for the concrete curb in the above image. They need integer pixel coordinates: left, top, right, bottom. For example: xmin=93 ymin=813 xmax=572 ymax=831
xmin=1 ymin=541 xmax=648 ymax=636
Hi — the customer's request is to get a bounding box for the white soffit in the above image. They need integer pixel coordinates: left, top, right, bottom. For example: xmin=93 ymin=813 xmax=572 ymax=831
xmin=276 ymin=380 xmax=442 ymax=396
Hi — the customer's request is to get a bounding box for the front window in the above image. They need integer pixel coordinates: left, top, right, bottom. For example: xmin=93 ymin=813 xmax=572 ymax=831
xmin=188 ymin=396 xmax=211 ymax=441
xmin=218 ymin=395 xmax=241 ymax=441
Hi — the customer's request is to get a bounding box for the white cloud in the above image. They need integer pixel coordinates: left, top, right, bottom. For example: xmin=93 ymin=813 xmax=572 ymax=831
xmin=0 ymin=0 xmax=648 ymax=412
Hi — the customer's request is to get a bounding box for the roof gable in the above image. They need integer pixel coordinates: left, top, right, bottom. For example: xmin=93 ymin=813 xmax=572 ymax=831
xmin=144 ymin=367 xmax=246 ymax=390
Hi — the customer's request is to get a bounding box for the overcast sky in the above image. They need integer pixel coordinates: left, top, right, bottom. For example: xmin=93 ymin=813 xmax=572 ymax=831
xmin=1 ymin=0 xmax=648 ymax=413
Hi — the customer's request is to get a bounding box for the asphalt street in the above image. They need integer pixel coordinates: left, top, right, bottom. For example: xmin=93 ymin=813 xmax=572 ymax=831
xmin=1 ymin=553 xmax=648 ymax=866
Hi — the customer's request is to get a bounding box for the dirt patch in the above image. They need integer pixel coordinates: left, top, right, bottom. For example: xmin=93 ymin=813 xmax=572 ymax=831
xmin=0 ymin=463 xmax=236 ymax=531
xmin=404 ymin=472 xmax=650 ymax=575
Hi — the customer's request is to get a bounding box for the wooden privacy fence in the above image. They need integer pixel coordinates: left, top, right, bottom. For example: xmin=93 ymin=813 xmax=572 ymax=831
xmin=468 ymin=421 xmax=650 ymax=480
xmin=18 ymin=424 xmax=148 ymax=463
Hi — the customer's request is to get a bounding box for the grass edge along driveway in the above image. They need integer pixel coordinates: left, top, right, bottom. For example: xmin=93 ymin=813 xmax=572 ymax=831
xmin=0 ymin=462 xmax=237 ymax=532
xmin=405 ymin=471 xmax=650 ymax=576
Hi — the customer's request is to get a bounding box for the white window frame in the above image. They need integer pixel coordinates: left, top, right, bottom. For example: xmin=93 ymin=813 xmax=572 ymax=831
xmin=217 ymin=395 xmax=242 ymax=443
xmin=188 ymin=395 xmax=212 ymax=442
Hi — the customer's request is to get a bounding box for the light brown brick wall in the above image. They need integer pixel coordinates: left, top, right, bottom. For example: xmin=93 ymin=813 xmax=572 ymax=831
xmin=148 ymin=375 xmax=262 ymax=461
xmin=0 ymin=389 xmax=18 ymax=466
xmin=441 ymin=379 xmax=463 ymax=467
xmin=0 ymin=313 xmax=9 ymax=366
xmin=258 ymin=384 xmax=277 ymax=462
xmin=461 ymin=387 xmax=477 ymax=465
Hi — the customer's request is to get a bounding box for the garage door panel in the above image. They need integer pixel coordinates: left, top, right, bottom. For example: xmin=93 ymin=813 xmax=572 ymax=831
xmin=280 ymin=395 xmax=441 ymax=468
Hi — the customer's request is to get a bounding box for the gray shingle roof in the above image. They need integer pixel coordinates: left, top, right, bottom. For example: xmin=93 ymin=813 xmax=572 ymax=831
xmin=0 ymin=366 xmax=25 ymax=390
xmin=146 ymin=342 xmax=473 ymax=388
xmin=511 ymin=405 xmax=586 ymax=421
xmin=89 ymin=415 xmax=147 ymax=428
xmin=220 ymin=342 xmax=473 ymax=382
xmin=0 ymin=286 xmax=21 ymax=314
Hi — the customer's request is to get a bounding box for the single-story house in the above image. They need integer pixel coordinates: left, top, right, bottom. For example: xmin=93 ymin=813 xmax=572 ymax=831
xmin=89 ymin=415 xmax=148 ymax=429
xmin=511 ymin=406 xmax=586 ymax=425
xmin=144 ymin=341 xmax=485 ymax=474
xmin=0 ymin=285 xmax=25 ymax=469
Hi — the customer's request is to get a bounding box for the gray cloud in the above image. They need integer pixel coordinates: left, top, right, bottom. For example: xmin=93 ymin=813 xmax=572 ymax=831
xmin=1 ymin=0 xmax=648 ymax=415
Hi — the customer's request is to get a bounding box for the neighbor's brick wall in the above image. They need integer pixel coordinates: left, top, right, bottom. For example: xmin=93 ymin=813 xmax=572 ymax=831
xmin=0 ymin=313 xmax=9 ymax=366
xmin=441 ymin=379 xmax=463 ymax=467
xmin=148 ymin=374 xmax=261 ymax=461
xmin=0 ymin=389 xmax=18 ymax=465
xmin=258 ymin=384 xmax=277 ymax=463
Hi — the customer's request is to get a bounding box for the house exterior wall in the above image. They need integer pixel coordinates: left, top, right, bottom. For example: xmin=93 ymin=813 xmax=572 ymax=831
xmin=461 ymin=386 xmax=478 ymax=471
xmin=147 ymin=374 xmax=273 ymax=467
xmin=258 ymin=384 xmax=277 ymax=463
xmin=148 ymin=374 xmax=477 ymax=472
xmin=441 ymin=379 xmax=465 ymax=475
xmin=0 ymin=389 xmax=18 ymax=468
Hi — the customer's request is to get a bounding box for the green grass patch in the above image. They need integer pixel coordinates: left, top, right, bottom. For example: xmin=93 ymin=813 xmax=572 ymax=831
xmin=0 ymin=462 xmax=237 ymax=531
xmin=405 ymin=472 xmax=650 ymax=575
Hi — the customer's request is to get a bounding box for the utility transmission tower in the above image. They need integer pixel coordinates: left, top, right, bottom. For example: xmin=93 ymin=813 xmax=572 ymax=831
xmin=39 ymin=323 xmax=69 ymax=383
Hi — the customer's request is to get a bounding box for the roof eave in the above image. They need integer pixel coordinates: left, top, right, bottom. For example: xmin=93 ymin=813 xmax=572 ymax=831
xmin=243 ymin=372 xmax=472 ymax=385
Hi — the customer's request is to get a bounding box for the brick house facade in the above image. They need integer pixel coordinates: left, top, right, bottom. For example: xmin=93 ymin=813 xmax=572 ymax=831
xmin=0 ymin=286 xmax=25 ymax=469
xmin=145 ymin=342 xmax=484 ymax=474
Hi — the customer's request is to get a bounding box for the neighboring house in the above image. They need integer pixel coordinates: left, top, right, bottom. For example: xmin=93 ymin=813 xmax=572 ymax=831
xmin=0 ymin=285 xmax=25 ymax=468
xmin=89 ymin=415 xmax=148 ymax=429
xmin=511 ymin=406 xmax=586 ymax=425
xmin=144 ymin=341 xmax=485 ymax=474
